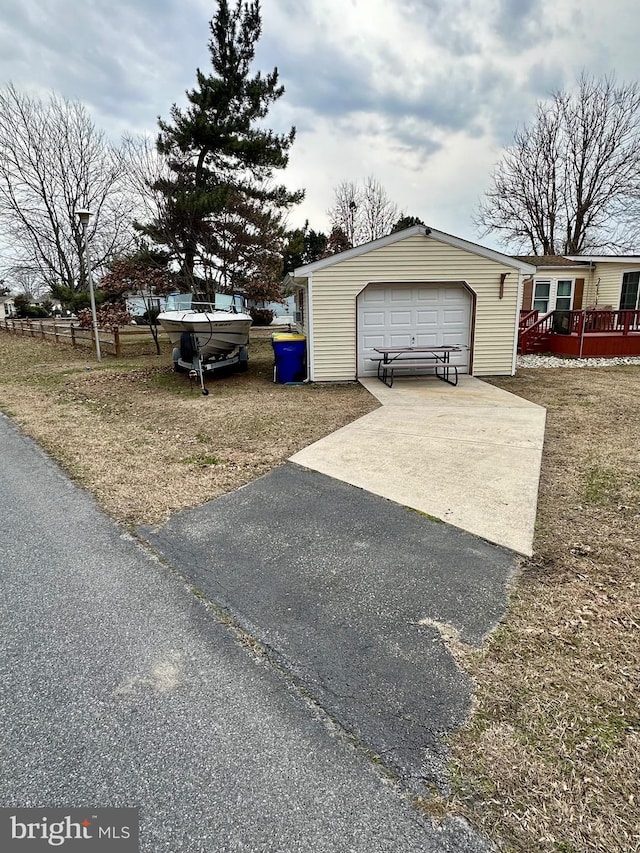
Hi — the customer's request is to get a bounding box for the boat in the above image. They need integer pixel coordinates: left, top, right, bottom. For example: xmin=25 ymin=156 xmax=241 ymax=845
xmin=157 ymin=293 xmax=253 ymax=394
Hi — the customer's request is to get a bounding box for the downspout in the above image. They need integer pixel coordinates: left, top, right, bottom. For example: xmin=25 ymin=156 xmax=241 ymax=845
xmin=512 ymin=271 xmax=525 ymax=375
xmin=306 ymin=273 xmax=314 ymax=382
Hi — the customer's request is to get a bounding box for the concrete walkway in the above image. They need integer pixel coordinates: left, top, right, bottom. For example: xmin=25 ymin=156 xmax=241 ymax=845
xmin=291 ymin=376 xmax=546 ymax=556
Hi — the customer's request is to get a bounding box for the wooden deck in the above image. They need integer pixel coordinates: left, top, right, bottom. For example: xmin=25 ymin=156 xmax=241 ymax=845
xmin=519 ymin=309 xmax=640 ymax=358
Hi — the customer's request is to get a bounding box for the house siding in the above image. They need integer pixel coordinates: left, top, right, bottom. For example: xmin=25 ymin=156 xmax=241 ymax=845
xmin=309 ymin=234 xmax=521 ymax=380
xmin=593 ymin=262 xmax=640 ymax=308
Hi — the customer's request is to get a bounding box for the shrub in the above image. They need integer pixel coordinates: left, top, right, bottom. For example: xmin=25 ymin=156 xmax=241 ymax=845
xmin=248 ymin=307 xmax=274 ymax=326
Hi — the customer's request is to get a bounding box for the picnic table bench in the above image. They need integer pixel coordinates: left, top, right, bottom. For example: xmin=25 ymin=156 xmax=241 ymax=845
xmin=371 ymin=346 xmax=461 ymax=388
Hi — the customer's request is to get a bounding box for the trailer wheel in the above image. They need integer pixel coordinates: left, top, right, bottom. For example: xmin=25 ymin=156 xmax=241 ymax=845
xmin=172 ymin=348 xmax=187 ymax=373
xmin=180 ymin=331 xmax=196 ymax=362
xmin=201 ymin=388 xmax=209 ymax=396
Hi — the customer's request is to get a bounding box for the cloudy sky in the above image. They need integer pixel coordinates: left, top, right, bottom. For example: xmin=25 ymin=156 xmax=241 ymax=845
xmin=1 ymin=0 xmax=639 ymax=249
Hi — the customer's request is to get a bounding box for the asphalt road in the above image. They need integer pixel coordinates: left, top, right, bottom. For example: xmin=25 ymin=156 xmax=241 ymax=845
xmin=0 ymin=414 xmax=493 ymax=852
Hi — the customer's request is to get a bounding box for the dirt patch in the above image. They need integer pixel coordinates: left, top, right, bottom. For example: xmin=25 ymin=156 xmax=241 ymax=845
xmin=442 ymin=367 xmax=640 ymax=853
xmin=0 ymin=331 xmax=377 ymax=525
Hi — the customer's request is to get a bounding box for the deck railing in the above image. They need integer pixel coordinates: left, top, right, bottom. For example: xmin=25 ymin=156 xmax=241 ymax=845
xmin=519 ymin=309 xmax=540 ymax=330
xmin=518 ymin=311 xmax=554 ymax=352
xmin=519 ymin=309 xmax=640 ymax=353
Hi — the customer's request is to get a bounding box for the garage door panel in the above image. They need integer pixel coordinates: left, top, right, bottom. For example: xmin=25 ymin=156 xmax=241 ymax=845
xmin=390 ymin=288 xmax=412 ymax=302
xmin=362 ymin=311 xmax=385 ymax=327
xmin=357 ymin=283 xmax=471 ymax=376
xmin=389 ymin=333 xmax=413 ymax=347
xmin=415 ymin=288 xmax=439 ymax=302
xmin=416 ymin=310 xmax=438 ymax=324
xmin=389 ymin=310 xmax=411 ymax=326
xmin=361 ymin=286 xmax=385 ymax=303
xmin=363 ymin=334 xmax=385 ymax=349
xmin=415 ymin=333 xmax=439 ymax=347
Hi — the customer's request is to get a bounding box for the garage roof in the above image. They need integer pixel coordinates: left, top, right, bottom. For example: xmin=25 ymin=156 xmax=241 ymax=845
xmin=292 ymin=225 xmax=537 ymax=278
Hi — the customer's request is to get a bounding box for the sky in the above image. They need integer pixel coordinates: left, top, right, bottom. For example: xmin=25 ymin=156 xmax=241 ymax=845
xmin=1 ymin=0 xmax=639 ymax=250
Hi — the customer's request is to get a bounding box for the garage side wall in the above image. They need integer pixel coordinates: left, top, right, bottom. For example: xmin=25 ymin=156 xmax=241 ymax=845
xmin=309 ymin=234 xmax=519 ymax=380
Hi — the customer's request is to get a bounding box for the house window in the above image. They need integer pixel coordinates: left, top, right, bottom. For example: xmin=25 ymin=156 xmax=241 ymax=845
xmin=620 ymin=271 xmax=640 ymax=310
xmin=533 ymin=280 xmax=551 ymax=313
xmin=532 ymin=278 xmax=575 ymax=313
xmin=555 ymin=280 xmax=573 ymax=311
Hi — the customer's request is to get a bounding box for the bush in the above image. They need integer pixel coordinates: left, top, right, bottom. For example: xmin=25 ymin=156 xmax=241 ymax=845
xmin=248 ymin=307 xmax=274 ymax=326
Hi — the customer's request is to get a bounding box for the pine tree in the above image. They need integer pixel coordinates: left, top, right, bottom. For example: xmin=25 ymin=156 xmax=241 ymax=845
xmin=140 ymin=0 xmax=303 ymax=294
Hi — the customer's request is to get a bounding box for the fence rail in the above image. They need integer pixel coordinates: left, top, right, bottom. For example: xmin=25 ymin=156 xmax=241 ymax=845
xmin=0 ymin=318 xmax=163 ymax=356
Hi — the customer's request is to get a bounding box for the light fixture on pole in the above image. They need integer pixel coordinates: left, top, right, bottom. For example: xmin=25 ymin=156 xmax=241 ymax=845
xmin=75 ymin=208 xmax=101 ymax=362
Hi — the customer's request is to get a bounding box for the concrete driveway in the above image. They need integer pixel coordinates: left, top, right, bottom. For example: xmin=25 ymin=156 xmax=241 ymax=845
xmin=291 ymin=376 xmax=547 ymax=556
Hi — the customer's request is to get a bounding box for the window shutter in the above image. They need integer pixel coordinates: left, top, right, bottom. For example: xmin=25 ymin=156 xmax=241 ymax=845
xmin=573 ymin=278 xmax=584 ymax=309
xmin=522 ymin=279 xmax=533 ymax=311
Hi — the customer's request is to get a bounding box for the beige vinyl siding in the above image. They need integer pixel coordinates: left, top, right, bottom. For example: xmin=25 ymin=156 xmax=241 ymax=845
xmin=523 ymin=267 xmax=596 ymax=309
xmin=309 ymin=234 xmax=520 ymax=380
xmin=593 ymin=262 xmax=640 ymax=308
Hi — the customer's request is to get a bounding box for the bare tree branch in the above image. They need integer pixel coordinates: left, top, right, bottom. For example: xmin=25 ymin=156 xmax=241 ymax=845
xmin=328 ymin=176 xmax=401 ymax=246
xmin=0 ymin=84 xmax=135 ymax=292
xmin=476 ymin=74 xmax=640 ymax=254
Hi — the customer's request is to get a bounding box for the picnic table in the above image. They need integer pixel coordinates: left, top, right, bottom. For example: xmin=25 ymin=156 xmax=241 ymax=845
xmin=372 ymin=345 xmax=461 ymax=387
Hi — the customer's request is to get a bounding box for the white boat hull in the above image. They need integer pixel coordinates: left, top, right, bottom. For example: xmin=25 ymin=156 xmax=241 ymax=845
xmin=157 ymin=310 xmax=252 ymax=360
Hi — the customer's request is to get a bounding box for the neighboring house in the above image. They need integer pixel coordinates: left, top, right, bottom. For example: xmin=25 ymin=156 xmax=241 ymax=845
xmin=286 ymin=224 xmax=536 ymax=381
xmin=125 ymin=293 xmax=169 ymax=319
xmin=517 ymin=254 xmax=640 ymax=357
xmin=517 ymin=254 xmax=640 ymax=313
xmin=0 ymin=296 xmax=15 ymax=320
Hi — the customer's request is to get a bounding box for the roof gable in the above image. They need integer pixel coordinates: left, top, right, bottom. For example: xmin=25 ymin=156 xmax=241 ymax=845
xmin=293 ymin=225 xmax=536 ymax=276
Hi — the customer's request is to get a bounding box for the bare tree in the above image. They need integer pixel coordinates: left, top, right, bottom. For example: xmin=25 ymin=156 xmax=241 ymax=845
xmin=328 ymin=176 xmax=401 ymax=247
xmin=0 ymin=84 xmax=135 ymax=293
xmin=121 ymin=133 xmax=171 ymax=230
xmin=477 ymin=74 xmax=640 ymax=255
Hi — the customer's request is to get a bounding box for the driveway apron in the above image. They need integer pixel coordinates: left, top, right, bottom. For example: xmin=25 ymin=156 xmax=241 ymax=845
xmin=141 ymin=464 xmax=517 ymax=795
xmin=291 ymin=376 xmax=547 ymax=556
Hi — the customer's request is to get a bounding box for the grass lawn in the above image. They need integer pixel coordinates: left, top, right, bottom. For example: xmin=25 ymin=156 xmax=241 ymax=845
xmin=445 ymin=366 xmax=640 ymax=853
xmin=0 ymin=329 xmax=637 ymax=852
xmin=0 ymin=330 xmax=377 ymax=525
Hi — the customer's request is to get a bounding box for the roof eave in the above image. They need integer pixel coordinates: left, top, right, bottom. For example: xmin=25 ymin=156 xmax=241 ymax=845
xmin=293 ymin=225 xmax=537 ymax=278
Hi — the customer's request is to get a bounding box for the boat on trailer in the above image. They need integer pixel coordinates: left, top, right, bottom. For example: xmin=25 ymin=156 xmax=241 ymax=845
xmin=157 ymin=293 xmax=253 ymax=395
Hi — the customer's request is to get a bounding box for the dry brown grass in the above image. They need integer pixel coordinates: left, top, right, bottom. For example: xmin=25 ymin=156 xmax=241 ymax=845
xmin=444 ymin=367 xmax=640 ymax=853
xmin=0 ymin=330 xmax=377 ymax=525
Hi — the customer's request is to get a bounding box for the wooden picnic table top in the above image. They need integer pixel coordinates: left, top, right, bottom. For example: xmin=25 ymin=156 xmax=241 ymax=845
xmin=373 ymin=345 xmax=461 ymax=355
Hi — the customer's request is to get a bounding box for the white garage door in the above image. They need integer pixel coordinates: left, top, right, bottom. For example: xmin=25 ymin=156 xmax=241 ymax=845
xmin=357 ymin=283 xmax=471 ymax=377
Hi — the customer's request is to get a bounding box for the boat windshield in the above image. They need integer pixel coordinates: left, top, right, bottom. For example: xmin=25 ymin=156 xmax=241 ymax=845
xmin=166 ymin=293 xmax=193 ymax=311
xmin=165 ymin=291 xmax=246 ymax=313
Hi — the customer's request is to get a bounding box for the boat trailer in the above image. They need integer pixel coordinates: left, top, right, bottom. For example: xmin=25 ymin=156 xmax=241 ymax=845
xmin=172 ymin=332 xmax=248 ymax=396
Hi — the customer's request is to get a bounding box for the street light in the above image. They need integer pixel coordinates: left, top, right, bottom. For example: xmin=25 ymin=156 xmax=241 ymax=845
xmin=75 ymin=208 xmax=101 ymax=362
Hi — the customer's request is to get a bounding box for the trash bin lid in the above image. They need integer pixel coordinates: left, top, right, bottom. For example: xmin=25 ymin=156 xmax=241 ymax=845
xmin=271 ymin=333 xmax=306 ymax=341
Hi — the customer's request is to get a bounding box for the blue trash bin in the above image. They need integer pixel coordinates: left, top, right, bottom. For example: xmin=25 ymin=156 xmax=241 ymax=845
xmin=272 ymin=333 xmax=306 ymax=383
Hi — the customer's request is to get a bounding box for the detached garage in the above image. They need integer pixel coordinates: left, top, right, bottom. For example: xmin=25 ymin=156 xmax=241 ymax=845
xmin=287 ymin=225 xmax=536 ymax=382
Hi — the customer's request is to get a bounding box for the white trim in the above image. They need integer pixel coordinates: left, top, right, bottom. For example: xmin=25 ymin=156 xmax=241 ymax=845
xmin=532 ymin=276 xmax=575 ymax=312
xmin=307 ymin=274 xmax=315 ymax=381
xmin=567 ymin=255 xmax=640 ymax=263
xmin=293 ymin=225 xmax=537 ymax=277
